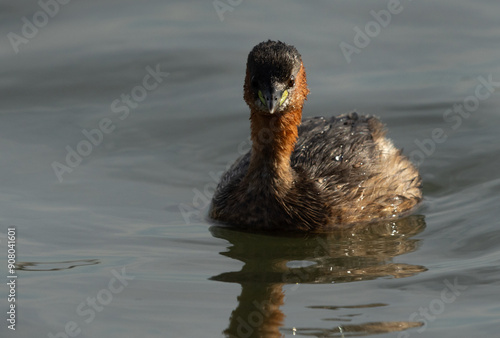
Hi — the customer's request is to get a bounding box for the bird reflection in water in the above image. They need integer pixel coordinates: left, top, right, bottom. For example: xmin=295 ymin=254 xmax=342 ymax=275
xmin=210 ymin=215 xmax=427 ymax=337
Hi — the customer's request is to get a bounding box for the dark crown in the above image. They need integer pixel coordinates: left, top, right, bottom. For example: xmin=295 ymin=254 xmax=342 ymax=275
xmin=247 ymin=40 xmax=302 ymax=84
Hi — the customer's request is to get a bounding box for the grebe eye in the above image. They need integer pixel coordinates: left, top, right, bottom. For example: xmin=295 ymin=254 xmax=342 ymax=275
xmin=251 ymin=77 xmax=259 ymax=89
xmin=288 ymin=75 xmax=295 ymax=88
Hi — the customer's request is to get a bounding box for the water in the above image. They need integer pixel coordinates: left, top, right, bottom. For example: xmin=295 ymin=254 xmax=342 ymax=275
xmin=1 ymin=0 xmax=499 ymax=337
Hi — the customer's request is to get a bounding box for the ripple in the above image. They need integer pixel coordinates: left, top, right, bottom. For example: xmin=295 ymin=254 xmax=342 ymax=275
xmin=17 ymin=259 xmax=100 ymax=272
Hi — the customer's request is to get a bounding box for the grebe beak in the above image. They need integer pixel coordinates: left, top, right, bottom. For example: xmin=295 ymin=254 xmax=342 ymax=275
xmin=258 ymin=87 xmax=288 ymax=114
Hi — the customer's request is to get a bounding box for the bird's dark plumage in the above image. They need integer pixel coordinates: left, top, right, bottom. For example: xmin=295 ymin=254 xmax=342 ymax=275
xmin=209 ymin=41 xmax=422 ymax=231
xmin=246 ymin=40 xmax=302 ymax=85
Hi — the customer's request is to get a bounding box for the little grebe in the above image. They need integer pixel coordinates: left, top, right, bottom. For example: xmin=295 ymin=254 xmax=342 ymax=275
xmin=210 ymin=40 xmax=422 ymax=231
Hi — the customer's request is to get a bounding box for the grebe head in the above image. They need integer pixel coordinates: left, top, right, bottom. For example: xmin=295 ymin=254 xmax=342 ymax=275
xmin=244 ymin=40 xmax=308 ymax=115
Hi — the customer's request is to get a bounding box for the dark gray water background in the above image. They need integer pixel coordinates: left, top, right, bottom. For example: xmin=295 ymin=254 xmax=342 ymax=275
xmin=1 ymin=1 xmax=499 ymax=337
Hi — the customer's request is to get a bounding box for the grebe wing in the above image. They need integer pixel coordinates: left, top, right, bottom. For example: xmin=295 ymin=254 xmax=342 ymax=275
xmin=292 ymin=112 xmax=382 ymax=179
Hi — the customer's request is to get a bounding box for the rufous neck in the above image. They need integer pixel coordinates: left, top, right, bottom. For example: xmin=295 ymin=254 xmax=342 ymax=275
xmin=246 ymin=108 xmax=302 ymax=187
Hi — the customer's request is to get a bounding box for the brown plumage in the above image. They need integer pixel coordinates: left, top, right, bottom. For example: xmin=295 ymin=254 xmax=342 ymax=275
xmin=209 ymin=40 xmax=422 ymax=231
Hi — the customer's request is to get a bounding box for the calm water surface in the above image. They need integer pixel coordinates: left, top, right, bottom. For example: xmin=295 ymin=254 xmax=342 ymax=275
xmin=1 ymin=1 xmax=499 ymax=337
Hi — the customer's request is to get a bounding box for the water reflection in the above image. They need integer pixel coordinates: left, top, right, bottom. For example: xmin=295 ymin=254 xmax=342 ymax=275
xmin=17 ymin=259 xmax=100 ymax=272
xmin=210 ymin=216 xmax=426 ymax=337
